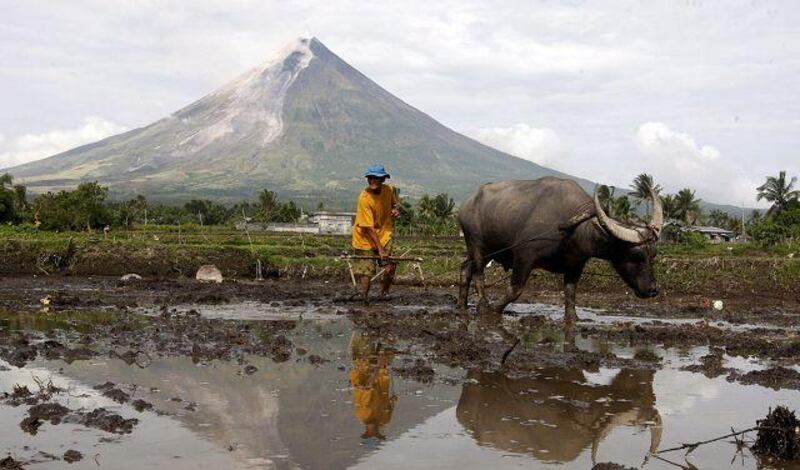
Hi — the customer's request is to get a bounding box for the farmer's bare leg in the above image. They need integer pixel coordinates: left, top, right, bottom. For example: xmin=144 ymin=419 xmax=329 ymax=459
xmin=359 ymin=275 xmax=371 ymax=305
xmin=380 ymin=262 xmax=396 ymax=296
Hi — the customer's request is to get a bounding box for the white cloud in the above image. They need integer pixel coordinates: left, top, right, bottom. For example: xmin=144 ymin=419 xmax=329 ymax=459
xmin=467 ymin=123 xmax=568 ymax=167
xmin=0 ymin=1 xmax=797 ymax=206
xmin=635 ymin=122 xmax=759 ymax=206
xmin=0 ymin=117 xmax=126 ymax=169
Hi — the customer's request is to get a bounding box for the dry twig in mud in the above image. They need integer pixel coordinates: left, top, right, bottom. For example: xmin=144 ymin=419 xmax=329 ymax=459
xmin=657 ymin=427 xmax=759 ymax=455
xmin=649 ymin=453 xmax=699 ymax=469
xmin=31 ymin=374 xmax=61 ymax=400
xmin=657 ymin=426 xmax=786 ymax=455
xmin=500 ymin=338 xmax=520 ymax=365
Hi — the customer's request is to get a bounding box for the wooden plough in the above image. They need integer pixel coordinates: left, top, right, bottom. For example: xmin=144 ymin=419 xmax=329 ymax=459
xmin=339 ymin=253 xmax=426 ymax=287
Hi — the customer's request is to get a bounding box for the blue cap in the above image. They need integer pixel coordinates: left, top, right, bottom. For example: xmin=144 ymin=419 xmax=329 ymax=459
xmin=364 ymin=164 xmax=390 ymax=179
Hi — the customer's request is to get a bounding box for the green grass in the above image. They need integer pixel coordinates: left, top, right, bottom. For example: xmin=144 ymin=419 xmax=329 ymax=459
xmin=1 ymin=225 xmax=798 ymax=297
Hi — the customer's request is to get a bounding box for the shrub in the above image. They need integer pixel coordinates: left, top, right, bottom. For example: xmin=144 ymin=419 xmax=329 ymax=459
xmin=681 ymin=231 xmax=709 ymax=248
xmin=749 ymin=221 xmax=791 ymax=245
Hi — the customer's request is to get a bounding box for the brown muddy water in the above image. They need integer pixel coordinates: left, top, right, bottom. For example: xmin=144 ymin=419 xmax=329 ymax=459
xmin=2 ymin=300 xmax=799 ymax=469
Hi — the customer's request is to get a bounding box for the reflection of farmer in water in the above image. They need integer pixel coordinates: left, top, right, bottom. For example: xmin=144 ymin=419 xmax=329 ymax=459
xmin=456 ymin=368 xmax=662 ymax=465
xmin=349 ymin=331 xmax=397 ymax=440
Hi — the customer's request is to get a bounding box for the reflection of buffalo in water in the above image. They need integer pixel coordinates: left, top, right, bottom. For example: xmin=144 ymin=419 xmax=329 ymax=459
xmin=456 ymin=368 xmax=662 ymax=464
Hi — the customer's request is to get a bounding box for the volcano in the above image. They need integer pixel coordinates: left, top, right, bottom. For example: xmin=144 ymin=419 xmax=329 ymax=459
xmin=10 ymin=37 xmax=586 ymax=206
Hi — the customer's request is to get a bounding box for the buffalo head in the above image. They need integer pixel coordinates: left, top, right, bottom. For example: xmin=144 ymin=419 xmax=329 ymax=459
xmin=593 ymin=188 xmax=664 ymax=298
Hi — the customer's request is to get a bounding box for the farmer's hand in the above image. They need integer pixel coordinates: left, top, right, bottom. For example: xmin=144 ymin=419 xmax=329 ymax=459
xmin=391 ymin=207 xmax=400 ymax=218
xmin=378 ymin=247 xmax=388 ymax=262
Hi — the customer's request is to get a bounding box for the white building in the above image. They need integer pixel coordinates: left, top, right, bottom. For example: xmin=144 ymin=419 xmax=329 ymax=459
xmin=309 ymin=212 xmax=356 ymax=235
xmin=236 ymin=211 xmax=355 ymax=235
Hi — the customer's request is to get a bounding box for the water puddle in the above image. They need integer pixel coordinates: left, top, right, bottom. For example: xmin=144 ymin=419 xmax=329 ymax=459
xmin=138 ymin=300 xmax=347 ymax=321
xmin=2 ymin=306 xmax=799 ymax=469
xmin=506 ymin=302 xmax=798 ymax=332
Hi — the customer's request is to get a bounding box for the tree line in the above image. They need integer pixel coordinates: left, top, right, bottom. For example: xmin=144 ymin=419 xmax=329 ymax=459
xmin=598 ymin=171 xmax=800 ymax=245
xmin=2 ymin=171 xmax=798 ymax=245
xmin=0 ymin=175 xmax=301 ymax=230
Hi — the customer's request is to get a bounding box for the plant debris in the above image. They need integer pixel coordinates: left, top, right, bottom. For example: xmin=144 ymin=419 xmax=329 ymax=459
xmin=752 ymin=406 xmax=800 ymax=461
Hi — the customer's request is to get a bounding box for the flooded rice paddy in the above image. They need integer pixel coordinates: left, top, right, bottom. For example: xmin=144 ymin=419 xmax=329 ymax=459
xmin=1 ymin=285 xmax=799 ymax=469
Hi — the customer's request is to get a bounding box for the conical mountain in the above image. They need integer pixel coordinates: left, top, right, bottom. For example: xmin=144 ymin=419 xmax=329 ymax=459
xmin=11 ymin=37 xmax=586 ymax=205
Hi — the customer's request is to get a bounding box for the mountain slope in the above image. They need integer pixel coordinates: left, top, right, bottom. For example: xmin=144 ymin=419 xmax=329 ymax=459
xmin=10 ymin=38 xmax=590 ymax=205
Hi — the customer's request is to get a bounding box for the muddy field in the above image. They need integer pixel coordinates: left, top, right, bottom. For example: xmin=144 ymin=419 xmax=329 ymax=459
xmin=1 ymin=275 xmax=799 ymax=469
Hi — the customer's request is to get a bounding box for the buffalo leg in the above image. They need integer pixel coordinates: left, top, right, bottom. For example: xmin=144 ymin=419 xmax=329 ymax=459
xmin=564 ymin=265 xmax=584 ymax=324
xmin=458 ymin=257 xmax=473 ymax=310
xmin=495 ymin=257 xmax=535 ymax=314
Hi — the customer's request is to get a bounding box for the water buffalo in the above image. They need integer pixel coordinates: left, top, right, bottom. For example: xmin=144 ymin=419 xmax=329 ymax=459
xmin=457 ymin=177 xmax=663 ymax=319
xmin=456 ymin=368 xmax=662 ymax=464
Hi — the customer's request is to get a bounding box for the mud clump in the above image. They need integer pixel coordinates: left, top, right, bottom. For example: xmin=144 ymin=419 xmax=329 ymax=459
xmin=592 ymin=464 xmax=636 ymax=470
xmin=633 ymin=349 xmax=660 ymax=363
xmin=1 ymin=342 xmax=38 ymax=368
xmin=752 ymin=406 xmax=800 ymax=461
xmin=518 ymin=315 xmax=549 ymax=329
xmin=0 ymin=456 xmax=25 ymax=470
xmin=269 ymin=335 xmax=293 ymax=363
xmin=131 ymin=399 xmax=153 ymax=412
xmin=93 ymin=381 xmax=131 ymax=402
xmin=20 ymin=416 xmax=43 ymax=435
xmin=80 ymin=408 xmax=138 ymax=434
xmin=393 ymin=359 xmax=435 ymax=384
xmin=28 ymin=402 xmax=69 ymax=423
xmin=101 ymin=388 xmax=131 ymax=404
xmin=62 ymin=450 xmax=83 ymax=463
xmin=682 ymin=347 xmax=729 ymax=378
xmin=728 ymin=367 xmax=800 ymax=391
xmin=93 ymin=382 xmax=116 ymax=391
xmin=3 ymin=384 xmax=35 ymax=406
xmin=307 ymin=354 xmax=328 ymax=366
xmin=19 ymin=402 xmax=70 ymax=435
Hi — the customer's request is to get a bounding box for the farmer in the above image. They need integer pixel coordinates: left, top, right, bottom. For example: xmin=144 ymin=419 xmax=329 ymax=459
xmin=349 ymin=330 xmax=397 ymax=440
xmin=351 ymin=164 xmax=400 ymax=303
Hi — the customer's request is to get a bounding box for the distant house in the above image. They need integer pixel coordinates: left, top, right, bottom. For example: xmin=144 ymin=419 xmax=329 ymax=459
xmin=309 ymin=212 xmax=356 ymax=235
xmin=235 ymin=211 xmax=355 ymax=235
xmin=263 ymin=222 xmax=319 ymax=234
xmin=680 ymin=225 xmax=736 ymax=242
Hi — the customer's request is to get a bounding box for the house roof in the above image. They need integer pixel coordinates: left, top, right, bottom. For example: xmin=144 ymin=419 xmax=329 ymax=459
xmin=681 ymin=225 xmax=736 ymax=236
xmin=310 ymin=211 xmax=355 ymax=217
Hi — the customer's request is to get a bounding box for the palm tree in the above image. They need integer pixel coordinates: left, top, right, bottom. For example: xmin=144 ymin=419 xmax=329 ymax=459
xmin=596 ymin=185 xmax=616 ymax=215
xmin=629 ymin=173 xmax=662 ymax=217
xmin=258 ymin=189 xmax=280 ymax=221
xmin=756 ymin=171 xmax=799 ymax=217
xmin=13 ymin=184 xmax=27 ymax=213
xmin=660 ymin=194 xmax=679 ymax=221
xmin=612 ymin=195 xmax=633 ymax=222
xmin=707 ymin=209 xmax=728 ymax=228
xmin=417 ymin=194 xmax=434 ymax=218
xmin=430 ymin=193 xmax=455 ymax=219
xmin=674 ymin=188 xmax=702 ymax=225
xmin=0 ymin=172 xmax=12 ymax=189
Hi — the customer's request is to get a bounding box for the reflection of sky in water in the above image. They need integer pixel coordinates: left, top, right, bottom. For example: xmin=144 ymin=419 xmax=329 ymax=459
xmin=1 ymin=315 xmax=799 ymax=469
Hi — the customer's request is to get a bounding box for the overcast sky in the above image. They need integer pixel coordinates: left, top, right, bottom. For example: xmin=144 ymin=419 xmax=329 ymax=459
xmin=1 ymin=0 xmax=798 ymax=206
